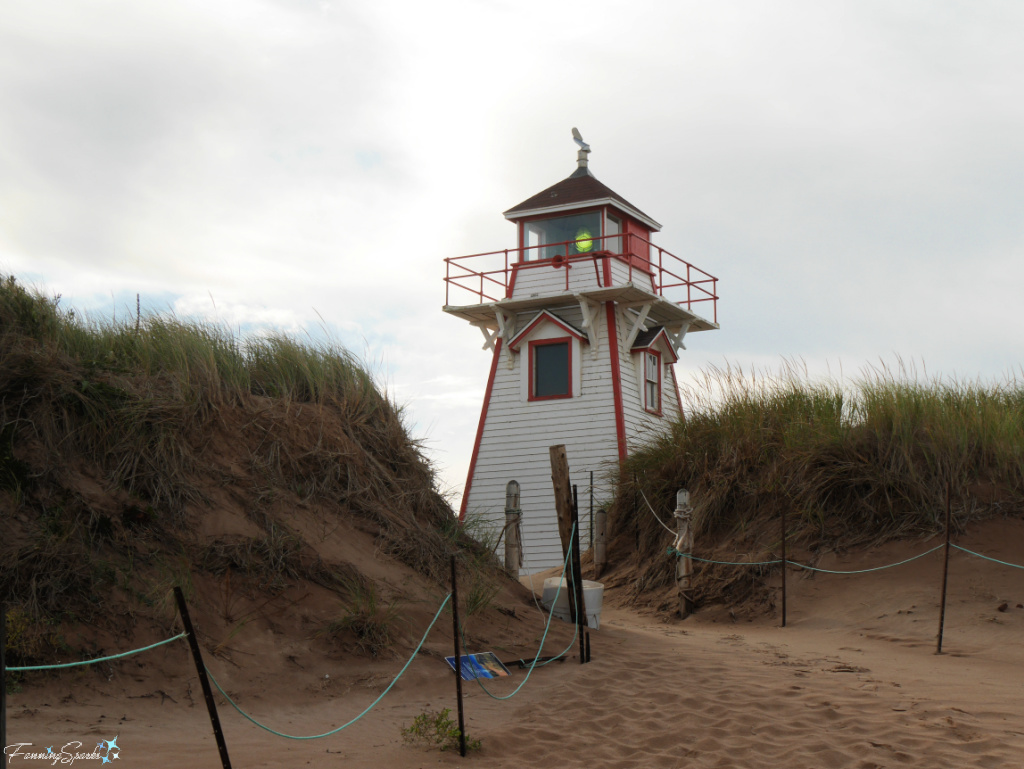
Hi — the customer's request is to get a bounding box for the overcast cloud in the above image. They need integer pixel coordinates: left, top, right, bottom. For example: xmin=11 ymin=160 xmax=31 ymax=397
xmin=3 ymin=0 xmax=1024 ymax=501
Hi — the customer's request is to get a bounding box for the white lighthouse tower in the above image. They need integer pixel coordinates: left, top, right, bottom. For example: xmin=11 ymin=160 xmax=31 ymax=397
xmin=443 ymin=131 xmax=719 ymax=572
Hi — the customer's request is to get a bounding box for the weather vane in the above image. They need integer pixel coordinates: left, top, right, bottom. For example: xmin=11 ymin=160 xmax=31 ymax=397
xmin=572 ymin=127 xmax=591 ymax=169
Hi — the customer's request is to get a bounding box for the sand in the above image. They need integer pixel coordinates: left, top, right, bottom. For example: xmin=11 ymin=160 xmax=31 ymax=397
xmin=6 ymin=519 xmax=1024 ymax=768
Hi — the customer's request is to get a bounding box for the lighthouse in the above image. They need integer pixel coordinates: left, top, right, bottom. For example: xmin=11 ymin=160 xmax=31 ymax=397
xmin=443 ymin=131 xmax=719 ymax=572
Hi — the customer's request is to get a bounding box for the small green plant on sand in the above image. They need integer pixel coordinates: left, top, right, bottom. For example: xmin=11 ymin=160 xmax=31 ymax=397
xmin=326 ymin=579 xmax=402 ymax=657
xmin=402 ymin=708 xmax=480 ymax=752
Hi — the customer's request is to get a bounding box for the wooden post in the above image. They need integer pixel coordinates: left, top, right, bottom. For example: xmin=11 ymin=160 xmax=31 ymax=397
xmin=173 ymin=586 xmax=232 ymax=769
xmin=593 ymin=508 xmax=608 ymax=578
xmin=937 ymin=482 xmax=952 ymax=654
xmin=549 ymin=445 xmax=582 ymax=640
xmin=781 ymin=506 xmax=788 ymax=628
xmin=571 ymin=484 xmax=587 ymax=664
xmin=504 ymin=481 xmax=522 ymax=580
xmin=450 ymin=556 xmax=467 ymax=757
xmin=673 ymin=490 xmax=694 ymax=618
xmin=549 ymin=445 xmax=574 ymax=556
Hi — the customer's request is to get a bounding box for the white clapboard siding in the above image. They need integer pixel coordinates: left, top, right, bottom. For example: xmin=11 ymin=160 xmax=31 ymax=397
xmin=465 ymin=304 xmax=621 ymax=573
xmin=464 ymin=263 xmax=682 ymax=573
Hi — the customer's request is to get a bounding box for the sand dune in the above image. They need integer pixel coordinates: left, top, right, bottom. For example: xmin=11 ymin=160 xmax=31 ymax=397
xmin=7 ymin=520 xmax=1024 ymax=768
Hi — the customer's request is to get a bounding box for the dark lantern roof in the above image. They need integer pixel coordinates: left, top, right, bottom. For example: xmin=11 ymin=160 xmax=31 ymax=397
xmin=503 ymin=167 xmax=662 ymax=231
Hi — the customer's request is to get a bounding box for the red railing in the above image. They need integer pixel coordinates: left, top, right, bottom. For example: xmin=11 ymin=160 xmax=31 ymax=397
xmin=444 ymin=233 xmax=718 ymax=324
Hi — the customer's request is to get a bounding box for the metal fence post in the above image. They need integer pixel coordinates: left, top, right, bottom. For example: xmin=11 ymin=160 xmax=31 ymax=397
xmin=504 ymin=481 xmax=522 ymax=580
xmin=593 ymin=509 xmax=608 ymax=579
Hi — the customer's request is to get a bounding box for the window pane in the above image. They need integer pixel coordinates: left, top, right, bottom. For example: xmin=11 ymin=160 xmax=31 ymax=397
xmin=646 ymin=353 xmax=658 ymax=381
xmin=526 ymin=213 xmax=601 ymax=260
xmin=534 ymin=342 xmax=570 ymax=397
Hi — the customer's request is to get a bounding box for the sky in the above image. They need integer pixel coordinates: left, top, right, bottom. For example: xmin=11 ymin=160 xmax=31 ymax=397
xmin=3 ymin=0 xmax=1024 ymax=505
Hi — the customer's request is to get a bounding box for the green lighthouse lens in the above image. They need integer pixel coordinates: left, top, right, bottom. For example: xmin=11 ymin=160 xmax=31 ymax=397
xmin=575 ymin=228 xmax=593 ymax=252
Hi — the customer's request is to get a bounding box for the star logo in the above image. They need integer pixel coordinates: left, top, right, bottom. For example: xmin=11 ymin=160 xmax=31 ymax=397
xmin=104 ymin=737 xmax=119 ymax=752
xmin=46 ymin=747 xmax=54 ymax=754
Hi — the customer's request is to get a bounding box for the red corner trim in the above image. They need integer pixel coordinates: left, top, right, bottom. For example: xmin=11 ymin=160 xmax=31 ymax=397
xmin=605 ymin=302 xmax=627 ymax=462
xmin=669 ymin=363 xmax=684 ymax=419
xmin=459 ymin=340 xmax=502 ymax=520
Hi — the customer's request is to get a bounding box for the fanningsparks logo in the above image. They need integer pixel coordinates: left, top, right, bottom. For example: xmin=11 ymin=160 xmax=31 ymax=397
xmin=4 ymin=736 xmax=120 ymax=765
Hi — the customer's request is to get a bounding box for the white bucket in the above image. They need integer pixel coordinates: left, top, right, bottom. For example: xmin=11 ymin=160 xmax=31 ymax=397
xmin=541 ymin=578 xmax=604 ymax=630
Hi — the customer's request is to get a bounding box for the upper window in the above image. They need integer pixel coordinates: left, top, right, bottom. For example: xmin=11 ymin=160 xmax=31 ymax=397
xmin=530 ymin=338 xmax=571 ymax=400
xmin=644 ymin=350 xmax=661 ymax=413
xmin=523 ymin=212 xmax=601 ymax=261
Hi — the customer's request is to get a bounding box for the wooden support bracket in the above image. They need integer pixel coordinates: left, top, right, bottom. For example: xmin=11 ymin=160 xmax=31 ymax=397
xmin=576 ymin=295 xmax=601 ymax=356
xmin=666 ymin=321 xmax=692 ymax=353
xmin=472 ymin=321 xmax=500 ymax=351
xmin=623 ymin=303 xmax=653 ymax=349
xmin=494 ymin=309 xmax=516 ymax=368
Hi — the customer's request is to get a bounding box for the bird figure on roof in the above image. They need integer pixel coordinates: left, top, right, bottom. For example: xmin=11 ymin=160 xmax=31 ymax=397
xmin=571 ymin=127 xmax=590 ymax=151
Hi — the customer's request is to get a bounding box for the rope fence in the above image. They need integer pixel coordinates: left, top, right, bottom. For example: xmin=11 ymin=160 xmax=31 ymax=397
xmin=204 ymin=593 xmax=453 ymax=740
xmin=649 ymin=483 xmax=1024 ymax=653
xmin=3 ymin=516 xmax=589 ymax=766
xmin=6 ymin=633 xmax=187 ymax=672
xmin=467 ymin=525 xmax=580 ymax=702
xmin=666 ymin=543 xmax=952 ymax=574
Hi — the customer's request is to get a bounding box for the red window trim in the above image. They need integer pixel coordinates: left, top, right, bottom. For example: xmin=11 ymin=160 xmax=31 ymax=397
xmin=642 ymin=347 xmax=662 ymax=415
xmin=528 ymin=336 xmax=573 ymax=401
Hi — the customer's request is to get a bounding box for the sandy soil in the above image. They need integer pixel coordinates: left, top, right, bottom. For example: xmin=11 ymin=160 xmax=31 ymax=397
xmin=6 ymin=519 xmax=1024 ymax=769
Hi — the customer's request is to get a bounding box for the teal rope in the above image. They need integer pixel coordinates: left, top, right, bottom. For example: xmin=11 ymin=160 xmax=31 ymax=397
xmin=952 ymin=544 xmax=1024 ymax=570
xmin=668 ymin=544 xmax=946 ymax=574
xmin=205 ymin=593 xmax=452 ymax=740
xmin=786 ymin=545 xmax=944 ymax=574
xmin=7 ymin=632 xmax=187 ymax=672
xmin=468 ymin=523 xmax=579 ymax=702
xmin=667 ymin=547 xmax=781 ymax=567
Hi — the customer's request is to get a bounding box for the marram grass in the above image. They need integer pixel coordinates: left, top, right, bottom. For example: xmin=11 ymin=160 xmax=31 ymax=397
xmin=612 ymin=360 xmax=1024 ymax=605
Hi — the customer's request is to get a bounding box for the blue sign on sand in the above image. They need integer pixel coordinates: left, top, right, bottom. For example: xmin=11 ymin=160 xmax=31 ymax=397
xmin=445 ymin=652 xmax=511 ymax=681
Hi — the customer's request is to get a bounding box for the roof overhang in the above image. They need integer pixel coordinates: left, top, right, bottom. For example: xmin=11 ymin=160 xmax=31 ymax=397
xmin=443 ymin=283 xmax=717 ymax=334
xmin=503 ymin=198 xmax=663 ymax=232
xmin=631 ymin=327 xmax=680 ymax=365
xmin=507 ymin=310 xmax=587 ymax=350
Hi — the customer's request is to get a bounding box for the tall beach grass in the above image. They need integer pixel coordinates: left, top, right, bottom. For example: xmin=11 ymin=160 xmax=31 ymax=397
xmin=0 ymin=275 xmax=484 ymax=661
xmin=611 ymin=360 xmax=1024 ymax=605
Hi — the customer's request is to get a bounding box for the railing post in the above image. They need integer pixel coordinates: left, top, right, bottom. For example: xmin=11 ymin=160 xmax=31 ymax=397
xmin=450 ymin=556 xmax=467 ymax=757
xmin=937 ymin=482 xmax=953 ymax=654
xmin=2 ymin=594 xmax=7 ymax=754
xmin=593 ymin=508 xmax=608 ymax=579
xmin=673 ymin=490 xmax=694 ymax=618
xmin=173 ymin=586 xmax=232 ymax=769
xmin=571 ymin=484 xmax=587 ymax=664
xmin=781 ymin=506 xmax=788 ymax=628
xmin=504 ymin=481 xmax=522 ymax=580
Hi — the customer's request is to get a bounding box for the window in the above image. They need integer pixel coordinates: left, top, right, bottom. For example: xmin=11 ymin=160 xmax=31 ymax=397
xmin=529 ymin=338 xmax=571 ymax=400
xmin=644 ymin=350 xmax=661 ymax=413
xmin=523 ymin=212 xmax=602 ymax=261
xmin=605 ymin=214 xmax=621 ymax=253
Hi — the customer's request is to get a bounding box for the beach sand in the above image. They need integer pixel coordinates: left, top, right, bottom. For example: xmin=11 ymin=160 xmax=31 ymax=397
xmin=6 ymin=519 xmax=1024 ymax=768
